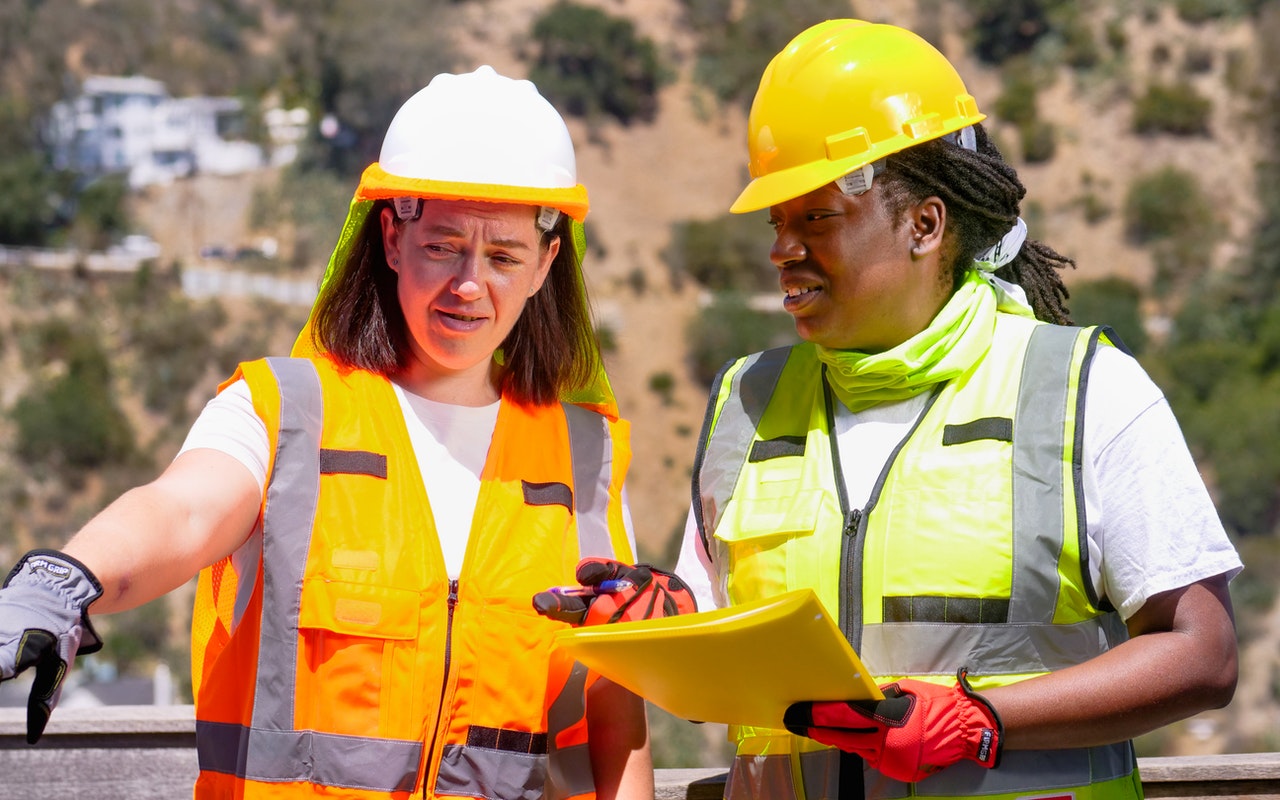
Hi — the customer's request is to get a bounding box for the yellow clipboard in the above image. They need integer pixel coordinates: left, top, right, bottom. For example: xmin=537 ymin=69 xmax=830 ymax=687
xmin=554 ymin=589 xmax=882 ymax=729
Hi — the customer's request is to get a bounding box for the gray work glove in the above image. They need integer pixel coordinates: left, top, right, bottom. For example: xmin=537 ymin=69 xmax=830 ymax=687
xmin=0 ymin=550 xmax=103 ymax=744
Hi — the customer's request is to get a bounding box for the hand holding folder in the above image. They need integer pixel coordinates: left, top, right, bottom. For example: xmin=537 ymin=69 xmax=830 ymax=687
xmin=554 ymin=588 xmax=882 ymax=729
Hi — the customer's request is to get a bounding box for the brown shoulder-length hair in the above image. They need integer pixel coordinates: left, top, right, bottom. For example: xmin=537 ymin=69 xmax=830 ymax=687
xmin=310 ymin=199 xmax=603 ymax=407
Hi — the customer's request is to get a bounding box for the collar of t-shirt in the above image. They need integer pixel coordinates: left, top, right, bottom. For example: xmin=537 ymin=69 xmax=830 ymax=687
xmin=392 ymin=383 xmax=500 ymax=579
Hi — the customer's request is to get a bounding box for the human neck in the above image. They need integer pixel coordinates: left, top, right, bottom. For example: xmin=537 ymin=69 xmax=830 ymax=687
xmin=394 ymin=360 xmax=502 ymax=406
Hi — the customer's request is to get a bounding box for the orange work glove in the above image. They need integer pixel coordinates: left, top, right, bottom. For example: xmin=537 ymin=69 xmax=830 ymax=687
xmin=783 ymin=668 xmax=1002 ymax=783
xmin=532 ymin=557 xmax=697 ymax=626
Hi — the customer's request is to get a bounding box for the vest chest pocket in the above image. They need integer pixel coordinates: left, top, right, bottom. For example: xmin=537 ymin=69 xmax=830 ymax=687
xmin=715 ymin=483 xmax=824 ymax=602
xmin=296 ymin=579 xmax=422 ymax=737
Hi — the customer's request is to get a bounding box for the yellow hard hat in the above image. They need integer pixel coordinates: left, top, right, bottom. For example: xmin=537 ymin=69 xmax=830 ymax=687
xmin=730 ymin=19 xmax=986 ymax=214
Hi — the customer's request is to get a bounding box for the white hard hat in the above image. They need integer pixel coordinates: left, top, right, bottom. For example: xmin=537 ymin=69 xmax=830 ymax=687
xmin=357 ymin=65 xmax=589 ymax=221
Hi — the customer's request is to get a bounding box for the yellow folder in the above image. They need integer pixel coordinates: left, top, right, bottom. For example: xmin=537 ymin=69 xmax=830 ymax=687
xmin=554 ymin=588 xmax=883 ymax=729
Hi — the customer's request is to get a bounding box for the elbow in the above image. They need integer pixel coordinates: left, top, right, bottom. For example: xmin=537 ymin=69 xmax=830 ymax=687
xmin=1203 ymin=654 xmax=1238 ymax=710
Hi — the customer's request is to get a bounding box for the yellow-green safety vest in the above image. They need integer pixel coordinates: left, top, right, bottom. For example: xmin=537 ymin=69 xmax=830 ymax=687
xmin=693 ymin=315 xmax=1142 ymax=800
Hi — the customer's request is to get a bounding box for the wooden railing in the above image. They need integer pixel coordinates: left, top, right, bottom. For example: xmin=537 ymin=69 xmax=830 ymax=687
xmin=2 ymin=707 xmax=1278 ymax=799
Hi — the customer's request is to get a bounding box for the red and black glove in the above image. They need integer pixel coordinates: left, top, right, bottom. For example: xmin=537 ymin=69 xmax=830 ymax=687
xmin=532 ymin=557 xmax=697 ymax=626
xmin=784 ymin=668 xmax=1002 ymax=783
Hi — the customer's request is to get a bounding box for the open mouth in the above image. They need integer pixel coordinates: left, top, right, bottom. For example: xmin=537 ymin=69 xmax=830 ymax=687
xmin=785 ymin=285 xmax=820 ymax=299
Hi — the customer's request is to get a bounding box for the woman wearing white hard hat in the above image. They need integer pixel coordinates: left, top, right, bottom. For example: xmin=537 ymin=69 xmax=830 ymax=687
xmin=0 ymin=66 xmax=690 ymax=799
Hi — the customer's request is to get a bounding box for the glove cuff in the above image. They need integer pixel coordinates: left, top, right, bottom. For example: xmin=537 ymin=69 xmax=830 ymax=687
xmin=957 ymin=667 xmax=1003 ymax=769
xmin=6 ymin=550 xmax=105 ymax=654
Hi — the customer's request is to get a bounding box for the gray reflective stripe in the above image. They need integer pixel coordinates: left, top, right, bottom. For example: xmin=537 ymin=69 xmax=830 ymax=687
xmin=197 ymin=359 xmax=424 ymax=792
xmin=730 ymin=740 xmax=1137 ymax=800
xmin=436 ymin=743 xmax=546 ymax=800
xmin=255 ymin=357 xmax=322 ymax=731
xmin=864 ymin=743 xmax=1136 ymax=799
xmin=230 ymin=524 xmax=262 ymax=629
xmin=861 ymin=616 xmax=1121 ymax=677
xmin=197 ymin=720 xmax=421 ymax=792
xmin=1011 ymin=324 xmax=1080 ymax=623
xmin=545 ymin=661 xmax=594 ymax=799
xmin=695 ymin=348 xmax=790 ymax=541
xmin=563 ymin=402 xmax=616 ymax=558
xmin=799 ymin=749 xmax=841 ymax=800
xmin=724 ymin=753 xmax=800 ymax=800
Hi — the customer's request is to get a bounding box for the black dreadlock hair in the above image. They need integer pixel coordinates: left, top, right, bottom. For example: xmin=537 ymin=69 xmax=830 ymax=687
xmin=877 ymin=124 xmax=1075 ymax=325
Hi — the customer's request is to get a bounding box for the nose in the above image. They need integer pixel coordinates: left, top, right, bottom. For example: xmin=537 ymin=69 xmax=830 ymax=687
xmin=453 ymin=252 xmax=483 ymax=300
xmin=770 ymin=225 xmax=806 ymax=269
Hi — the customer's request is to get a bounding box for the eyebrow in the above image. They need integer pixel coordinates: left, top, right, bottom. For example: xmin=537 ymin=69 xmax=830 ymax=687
xmin=423 ymin=224 xmax=534 ymax=251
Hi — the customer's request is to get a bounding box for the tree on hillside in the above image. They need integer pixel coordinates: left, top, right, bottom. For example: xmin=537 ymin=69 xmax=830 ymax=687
xmin=679 ymin=0 xmax=832 ymax=108
xmin=529 ymin=1 xmax=667 ymax=126
xmin=277 ymin=0 xmax=459 ymax=177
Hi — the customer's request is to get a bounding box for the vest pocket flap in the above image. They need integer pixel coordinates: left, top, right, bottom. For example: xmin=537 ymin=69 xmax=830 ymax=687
xmin=299 ymin=579 xmax=419 ymax=639
xmin=717 ymin=489 xmax=822 ymax=541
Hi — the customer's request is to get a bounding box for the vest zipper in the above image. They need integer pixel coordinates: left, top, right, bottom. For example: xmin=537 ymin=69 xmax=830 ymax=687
xmin=423 ymin=578 xmax=460 ymax=797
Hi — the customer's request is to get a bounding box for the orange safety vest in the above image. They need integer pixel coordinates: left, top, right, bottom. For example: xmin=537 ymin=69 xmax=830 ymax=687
xmin=189 ymin=356 xmax=634 ymax=799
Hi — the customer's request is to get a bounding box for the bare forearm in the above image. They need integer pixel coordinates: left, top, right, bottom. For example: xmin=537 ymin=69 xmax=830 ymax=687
xmin=984 ymin=578 xmax=1237 ymax=750
xmin=60 ymin=450 xmax=261 ymax=614
xmin=587 ymin=678 xmax=654 ymax=800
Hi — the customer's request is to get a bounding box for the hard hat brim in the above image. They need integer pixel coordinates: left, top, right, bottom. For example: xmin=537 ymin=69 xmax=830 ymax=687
xmin=358 ymin=163 xmax=589 ymax=222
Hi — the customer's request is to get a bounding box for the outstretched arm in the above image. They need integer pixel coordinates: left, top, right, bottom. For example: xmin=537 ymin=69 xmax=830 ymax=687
xmin=985 ymin=572 xmax=1237 ymax=750
xmin=62 ymin=448 xmax=263 ymax=614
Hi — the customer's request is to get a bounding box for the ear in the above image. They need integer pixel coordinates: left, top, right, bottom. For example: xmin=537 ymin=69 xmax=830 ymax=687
xmin=530 ymin=233 xmax=560 ymax=296
xmin=379 ymin=206 xmax=402 ymax=272
xmin=909 ymin=196 xmax=946 ymax=259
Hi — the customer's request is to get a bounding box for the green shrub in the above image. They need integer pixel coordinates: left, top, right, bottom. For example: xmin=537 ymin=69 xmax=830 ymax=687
xmin=1122 ymin=166 xmax=1213 ymax=244
xmin=13 ymin=338 xmax=134 ymax=472
xmin=687 ymin=293 xmax=797 ymax=386
xmin=1174 ymin=0 xmax=1244 ymax=24
xmin=963 ymin=0 xmax=1076 ymax=65
xmin=530 ymin=1 xmax=667 ymax=125
xmin=994 ymin=70 xmax=1040 ymax=126
xmin=1132 ymin=82 xmax=1212 ymax=136
xmin=1067 ymin=276 xmax=1148 ymax=355
xmin=1019 ymin=119 xmax=1057 ymax=163
xmin=681 ymin=0 xmax=832 ymax=107
xmin=648 ymin=371 xmax=676 ymax=405
xmin=665 ymin=211 xmax=776 ymax=292
xmin=127 ymin=295 xmax=227 ymax=420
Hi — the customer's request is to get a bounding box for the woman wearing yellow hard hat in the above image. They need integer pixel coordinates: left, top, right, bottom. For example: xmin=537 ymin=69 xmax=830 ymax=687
xmin=0 ymin=66 xmax=694 ymax=800
xmin=676 ymin=19 xmax=1240 ymax=800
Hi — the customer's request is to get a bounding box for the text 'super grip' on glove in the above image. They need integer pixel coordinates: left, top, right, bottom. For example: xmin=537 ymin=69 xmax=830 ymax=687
xmin=0 ymin=549 xmax=104 ymax=744
xmin=784 ymin=668 xmax=1002 ymax=783
xmin=532 ymin=557 xmax=697 ymax=626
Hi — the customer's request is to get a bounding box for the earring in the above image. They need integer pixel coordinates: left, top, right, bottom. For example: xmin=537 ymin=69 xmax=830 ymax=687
xmin=391 ymin=258 xmax=399 ymax=266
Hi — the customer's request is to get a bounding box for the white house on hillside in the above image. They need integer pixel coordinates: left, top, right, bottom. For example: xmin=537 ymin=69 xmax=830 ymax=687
xmin=47 ymin=75 xmax=304 ymax=188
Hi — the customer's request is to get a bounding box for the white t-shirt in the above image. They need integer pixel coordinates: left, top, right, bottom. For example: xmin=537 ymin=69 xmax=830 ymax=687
xmin=674 ymin=345 xmax=1242 ymax=621
xmin=179 ymin=379 xmax=635 ymax=578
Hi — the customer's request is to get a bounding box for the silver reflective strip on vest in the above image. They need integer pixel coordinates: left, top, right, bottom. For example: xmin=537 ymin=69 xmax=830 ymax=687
xmin=696 ymin=348 xmax=790 ymax=539
xmin=436 ymin=744 xmax=546 ymax=800
xmin=545 ymin=661 xmax=594 ymax=800
xmin=724 ymin=753 xmax=801 ymax=800
xmin=196 ymin=358 xmax=423 ymax=792
xmin=1011 ymin=324 xmax=1080 ymax=623
xmin=563 ymin=402 xmax=616 ymax=558
xmin=864 ymin=744 xmax=1136 ymax=799
xmin=861 ymin=615 xmax=1121 ymax=676
xmin=255 ymin=358 xmax=320 ymax=732
xmin=198 ymin=720 xmax=420 ymax=793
